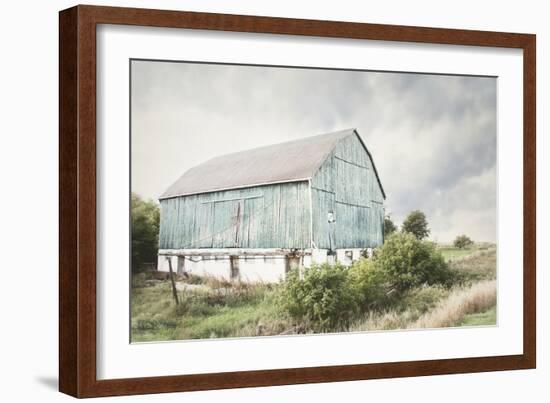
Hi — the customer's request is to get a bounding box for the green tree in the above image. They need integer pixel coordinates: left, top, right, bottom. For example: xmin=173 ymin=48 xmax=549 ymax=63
xmin=131 ymin=193 xmax=160 ymax=273
xmin=375 ymin=232 xmax=453 ymax=292
xmin=453 ymin=234 xmax=474 ymax=249
xmin=384 ymin=215 xmax=397 ymax=238
xmin=402 ymin=210 xmax=430 ymax=240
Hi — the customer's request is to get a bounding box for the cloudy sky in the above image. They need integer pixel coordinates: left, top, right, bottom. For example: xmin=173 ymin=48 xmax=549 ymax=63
xmin=131 ymin=60 xmax=497 ymax=243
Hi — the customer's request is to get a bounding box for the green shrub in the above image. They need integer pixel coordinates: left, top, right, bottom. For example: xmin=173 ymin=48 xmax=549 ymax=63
xmin=376 ymin=232 xmax=455 ymax=291
xmin=277 ymin=264 xmax=359 ymax=331
xmin=348 ymin=258 xmax=387 ymax=308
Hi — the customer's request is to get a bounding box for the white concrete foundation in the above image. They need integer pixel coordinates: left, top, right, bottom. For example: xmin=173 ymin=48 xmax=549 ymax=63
xmin=238 ymin=257 xmax=287 ymax=283
xmin=335 ymin=248 xmax=364 ymax=267
xmin=157 ymin=247 xmax=368 ymax=282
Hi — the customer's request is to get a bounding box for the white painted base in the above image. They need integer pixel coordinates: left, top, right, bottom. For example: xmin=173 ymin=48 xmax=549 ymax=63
xmin=158 ymin=253 xmax=289 ymax=283
xmin=157 ymin=248 xmax=366 ymax=282
xmin=335 ymin=248 xmax=365 ymax=267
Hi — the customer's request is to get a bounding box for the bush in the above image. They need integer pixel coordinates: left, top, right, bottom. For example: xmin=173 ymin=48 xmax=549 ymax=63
xmin=348 ymin=258 xmax=387 ymax=308
xmin=453 ymin=235 xmax=474 ymax=249
xmin=375 ymin=232 xmax=455 ymax=291
xmin=278 ymin=264 xmax=359 ymax=331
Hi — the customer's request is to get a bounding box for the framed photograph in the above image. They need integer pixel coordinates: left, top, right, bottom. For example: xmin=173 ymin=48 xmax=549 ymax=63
xmin=59 ymin=5 xmax=536 ymax=397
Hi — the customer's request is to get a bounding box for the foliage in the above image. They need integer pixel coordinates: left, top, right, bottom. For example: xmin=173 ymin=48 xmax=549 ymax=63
xmin=277 ymin=264 xmax=359 ymax=331
xmin=350 ymin=280 xmax=496 ymax=332
xmin=453 ymin=234 xmax=474 ymax=249
xmin=131 ymin=246 xmax=497 ymax=341
xmin=375 ymin=232 xmax=455 ymax=292
xmin=384 ymin=215 xmax=397 ymax=238
xmin=131 ymin=279 xmax=282 ymax=341
xmin=348 ymin=258 xmax=387 ymax=308
xmin=131 ymin=193 xmax=160 ymax=273
xmin=412 ymin=280 xmax=496 ymax=329
xmin=401 ymin=210 xmax=430 ymax=240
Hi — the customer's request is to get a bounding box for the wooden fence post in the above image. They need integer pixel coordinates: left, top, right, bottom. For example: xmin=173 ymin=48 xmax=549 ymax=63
xmin=167 ymin=257 xmax=179 ymax=305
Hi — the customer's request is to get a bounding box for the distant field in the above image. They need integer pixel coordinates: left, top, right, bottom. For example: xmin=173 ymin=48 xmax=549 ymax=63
xmin=438 ymin=247 xmax=474 ymax=261
xmin=131 ymin=244 xmax=497 ymax=342
xmin=438 ymin=243 xmax=495 ymax=262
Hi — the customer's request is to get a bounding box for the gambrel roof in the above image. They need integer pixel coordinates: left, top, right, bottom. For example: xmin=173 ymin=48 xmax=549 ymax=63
xmin=160 ymin=129 xmax=385 ymax=200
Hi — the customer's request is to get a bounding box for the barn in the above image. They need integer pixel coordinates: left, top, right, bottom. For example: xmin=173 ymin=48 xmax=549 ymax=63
xmin=157 ymin=129 xmax=386 ymax=282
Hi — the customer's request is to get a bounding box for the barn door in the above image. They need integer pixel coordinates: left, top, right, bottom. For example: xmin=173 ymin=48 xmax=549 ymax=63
xmin=232 ymin=200 xmax=244 ymax=248
xmin=212 ymin=200 xmax=244 ymax=248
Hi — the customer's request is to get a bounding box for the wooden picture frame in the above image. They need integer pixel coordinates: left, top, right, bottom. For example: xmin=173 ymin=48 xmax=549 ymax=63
xmin=59 ymin=4 xmax=536 ymax=398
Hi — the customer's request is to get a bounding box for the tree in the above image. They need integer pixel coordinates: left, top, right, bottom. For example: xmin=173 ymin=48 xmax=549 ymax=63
xmin=375 ymin=232 xmax=454 ymax=291
xmin=131 ymin=193 xmax=160 ymax=273
xmin=402 ymin=210 xmax=430 ymax=240
xmin=384 ymin=216 xmax=397 ymax=238
xmin=453 ymin=234 xmax=474 ymax=249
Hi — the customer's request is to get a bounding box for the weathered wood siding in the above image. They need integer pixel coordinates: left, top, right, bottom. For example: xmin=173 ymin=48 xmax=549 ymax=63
xmin=311 ymin=133 xmax=384 ymax=249
xmin=159 ymin=182 xmax=311 ymax=249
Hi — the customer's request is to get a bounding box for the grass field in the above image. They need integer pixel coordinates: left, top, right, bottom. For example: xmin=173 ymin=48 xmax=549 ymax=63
xmin=437 ymin=243 xmax=493 ymax=262
xmin=438 ymin=247 xmax=474 ymax=261
xmin=459 ymin=306 xmax=497 ymax=326
xmin=131 ymin=244 xmax=497 ymax=342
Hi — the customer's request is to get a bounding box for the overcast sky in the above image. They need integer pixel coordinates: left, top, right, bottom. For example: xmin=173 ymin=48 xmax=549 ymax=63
xmin=131 ymin=60 xmax=497 ymax=243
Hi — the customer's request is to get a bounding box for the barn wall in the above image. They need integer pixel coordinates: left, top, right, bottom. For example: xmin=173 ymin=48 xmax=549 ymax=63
xmin=311 ymin=134 xmax=384 ymax=250
xmin=159 ymin=181 xmax=311 ymax=250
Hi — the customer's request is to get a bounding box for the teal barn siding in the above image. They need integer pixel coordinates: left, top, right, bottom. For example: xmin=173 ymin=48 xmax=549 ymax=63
xmin=311 ymin=132 xmax=385 ymax=249
xmin=159 ymin=181 xmax=311 ymax=250
xmin=159 ymin=129 xmax=385 ymax=253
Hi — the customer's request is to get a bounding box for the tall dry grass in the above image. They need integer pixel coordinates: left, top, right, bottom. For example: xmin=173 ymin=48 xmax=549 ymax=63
xmin=410 ymin=279 xmax=496 ymax=329
xmin=350 ymin=280 xmax=496 ymax=332
xmin=449 ymin=248 xmax=497 ymax=283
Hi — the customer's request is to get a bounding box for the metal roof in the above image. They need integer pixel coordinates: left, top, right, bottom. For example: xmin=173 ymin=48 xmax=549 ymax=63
xmin=160 ymin=129 xmax=386 ymax=199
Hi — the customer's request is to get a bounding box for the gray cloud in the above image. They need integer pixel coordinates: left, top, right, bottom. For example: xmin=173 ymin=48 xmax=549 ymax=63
xmin=131 ymin=61 xmax=497 ymax=243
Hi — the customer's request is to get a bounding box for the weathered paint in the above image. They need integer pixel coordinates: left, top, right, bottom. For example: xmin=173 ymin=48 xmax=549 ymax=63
xmin=159 ymin=181 xmax=311 ymax=250
xmin=159 ymin=129 xmax=385 ymax=280
xmin=311 ymin=132 xmax=385 ymax=249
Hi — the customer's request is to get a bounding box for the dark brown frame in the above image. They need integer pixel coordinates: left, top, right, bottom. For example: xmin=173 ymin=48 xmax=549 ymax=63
xmin=59 ymin=4 xmax=536 ymax=398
